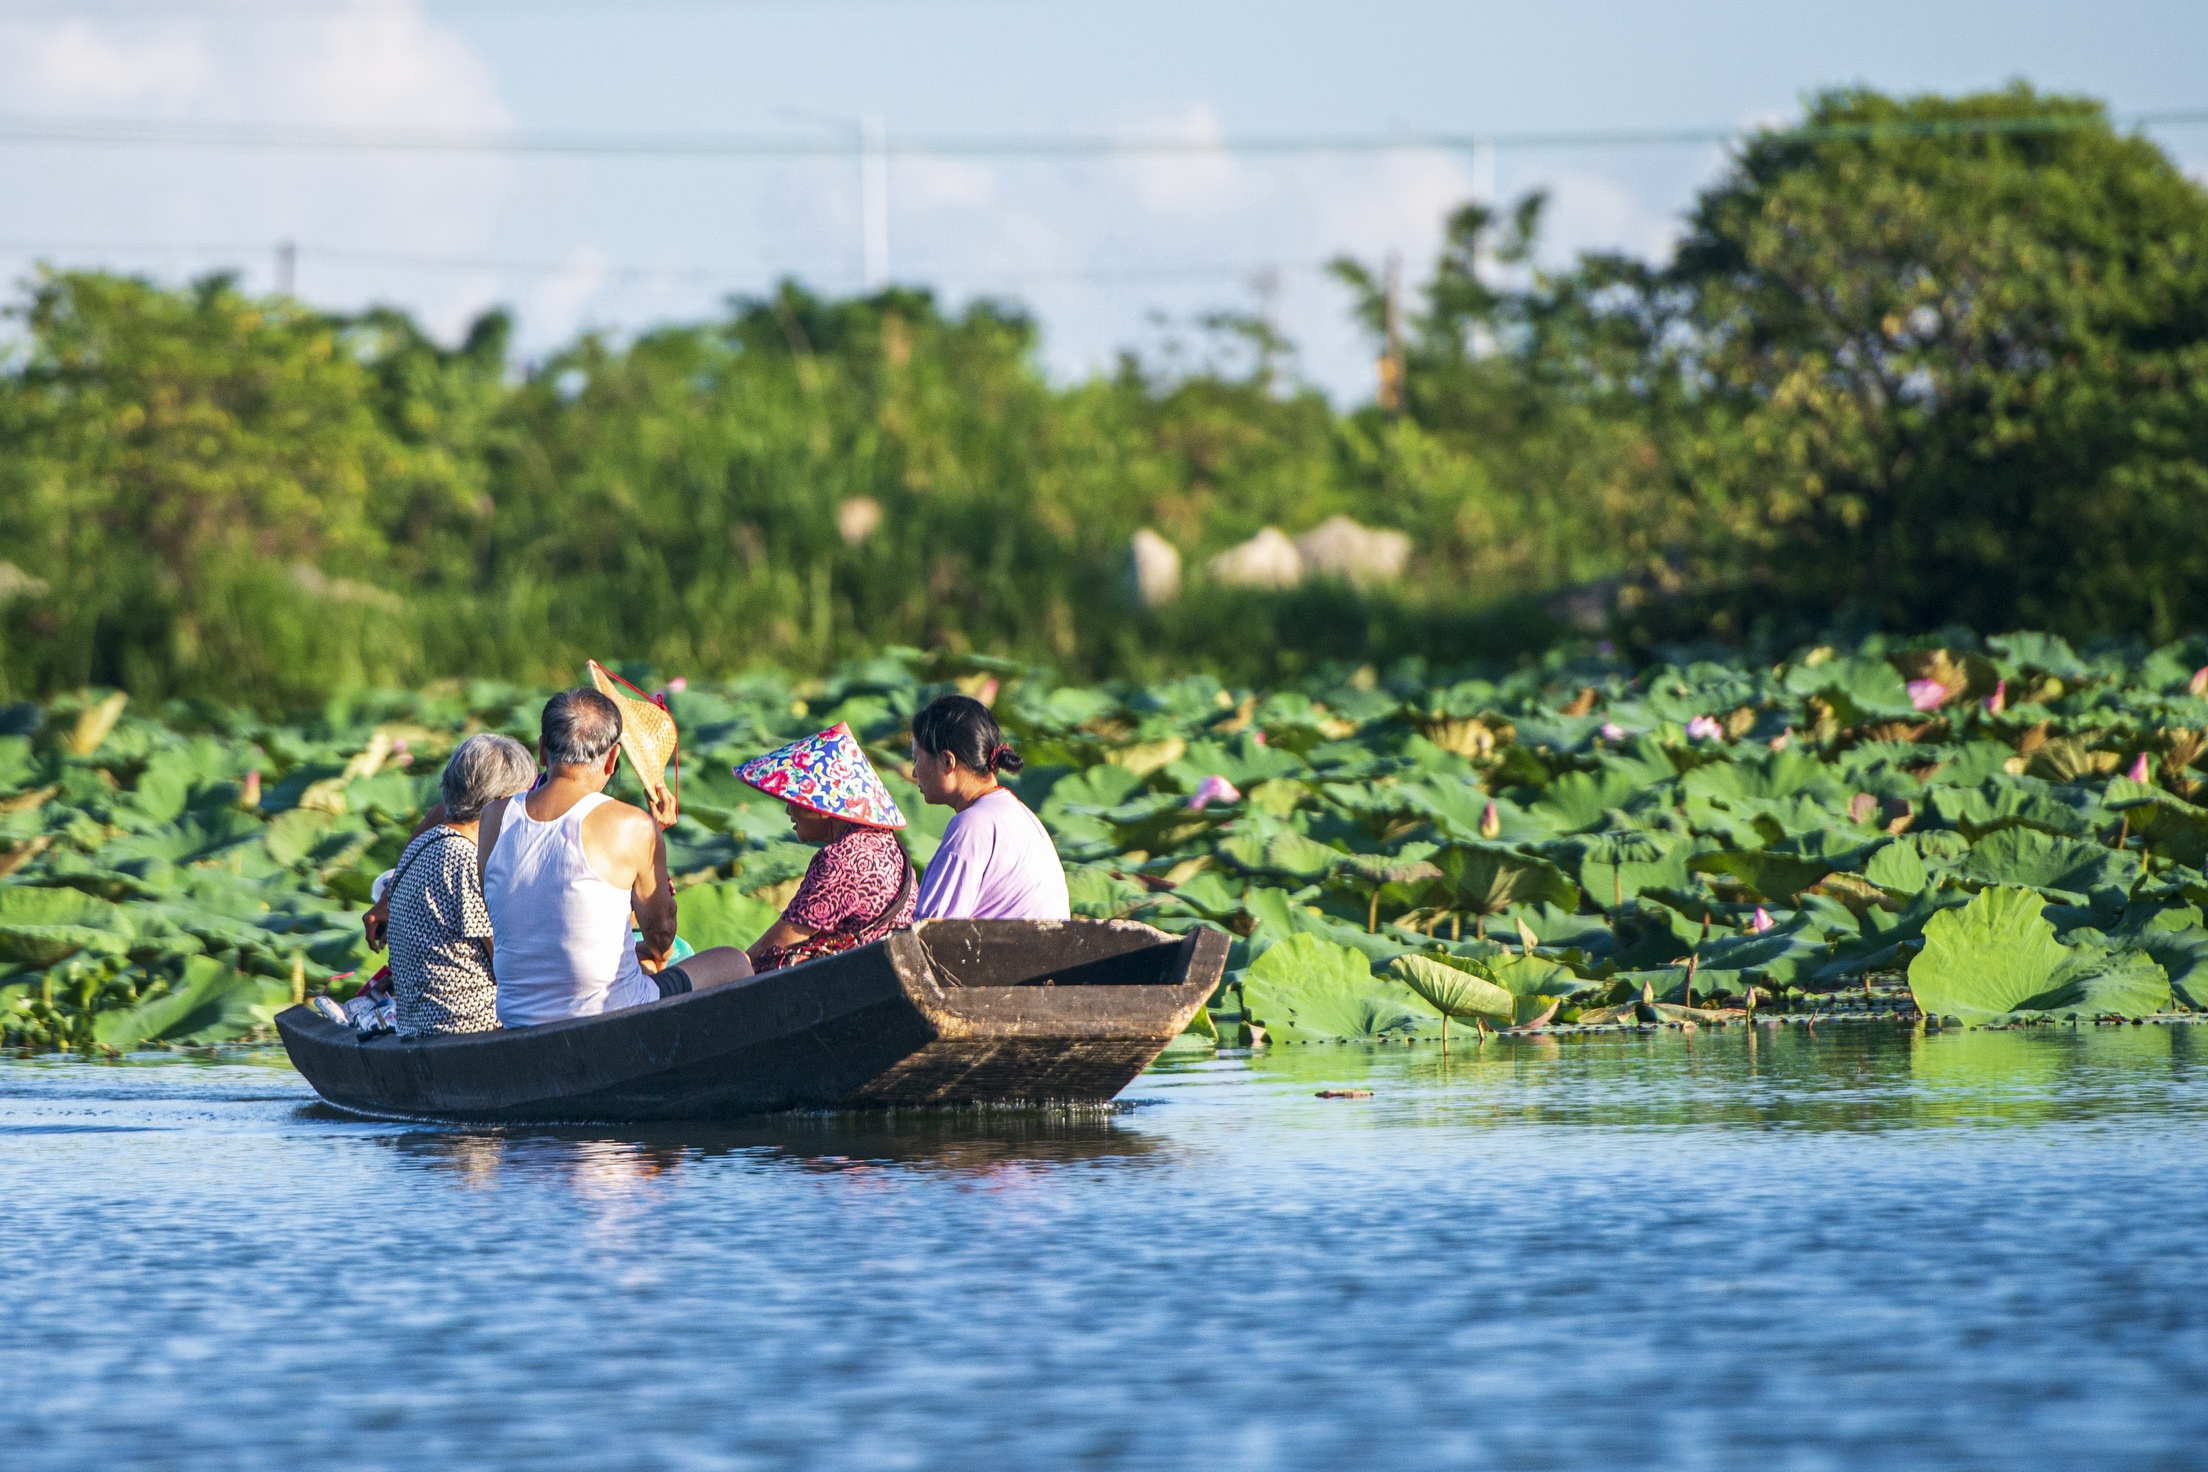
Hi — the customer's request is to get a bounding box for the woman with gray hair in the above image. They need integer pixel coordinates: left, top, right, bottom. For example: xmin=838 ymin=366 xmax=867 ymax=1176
xmin=379 ymin=733 xmax=540 ymax=1036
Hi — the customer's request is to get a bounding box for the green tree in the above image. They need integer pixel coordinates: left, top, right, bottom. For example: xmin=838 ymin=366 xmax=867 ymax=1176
xmin=1652 ymin=85 xmax=2208 ymax=637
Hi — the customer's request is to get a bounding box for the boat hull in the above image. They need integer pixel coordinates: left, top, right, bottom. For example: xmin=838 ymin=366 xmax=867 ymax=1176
xmin=276 ymin=919 xmax=1229 ymax=1123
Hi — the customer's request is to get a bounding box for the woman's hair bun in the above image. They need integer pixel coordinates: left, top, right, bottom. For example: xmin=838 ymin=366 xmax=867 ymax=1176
xmin=914 ymin=694 xmax=1021 ymax=778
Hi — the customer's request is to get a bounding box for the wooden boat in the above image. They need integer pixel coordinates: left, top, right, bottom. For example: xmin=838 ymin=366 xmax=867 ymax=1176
xmin=276 ymin=918 xmax=1229 ymax=1124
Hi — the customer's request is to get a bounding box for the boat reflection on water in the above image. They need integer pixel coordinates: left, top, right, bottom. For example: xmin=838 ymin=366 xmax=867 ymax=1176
xmin=361 ymin=1102 xmax=1175 ymax=1191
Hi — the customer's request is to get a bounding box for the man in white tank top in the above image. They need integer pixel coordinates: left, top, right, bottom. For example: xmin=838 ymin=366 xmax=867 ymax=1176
xmin=479 ymin=688 xmax=750 ymax=1027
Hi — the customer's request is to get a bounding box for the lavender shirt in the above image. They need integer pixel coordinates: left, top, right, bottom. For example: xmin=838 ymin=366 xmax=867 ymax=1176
xmin=913 ymin=788 xmax=1071 ymax=921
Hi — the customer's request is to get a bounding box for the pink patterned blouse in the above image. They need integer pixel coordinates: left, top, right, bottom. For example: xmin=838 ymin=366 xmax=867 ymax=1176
xmin=753 ymin=825 xmax=915 ymax=972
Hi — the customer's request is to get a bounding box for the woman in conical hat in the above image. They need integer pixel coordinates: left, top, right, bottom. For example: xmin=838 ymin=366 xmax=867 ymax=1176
xmin=734 ymin=723 xmax=916 ymax=972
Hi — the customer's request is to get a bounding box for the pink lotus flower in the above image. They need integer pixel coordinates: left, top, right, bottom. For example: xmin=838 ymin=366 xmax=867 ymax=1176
xmin=1188 ymin=775 xmax=1241 ymax=811
xmin=1983 ymin=678 xmax=2006 ymax=715
xmin=664 ymin=676 xmax=689 ymax=694
xmin=1768 ymin=729 xmax=1793 ymax=752
xmin=1599 ymin=721 xmax=1627 ymax=741
xmin=1479 ymin=800 xmax=1501 ymax=840
xmin=2129 ymin=753 xmax=2151 ymax=783
xmin=2193 ymin=666 xmax=2208 ymax=699
xmin=1251 ymin=730 xmax=1267 ymax=746
xmin=1906 ymin=679 xmax=1949 ymax=712
xmin=1685 ymin=715 xmax=1724 ymax=742
xmin=1750 ymin=907 xmax=1774 ymax=934
xmin=972 ymin=676 xmax=999 ymax=707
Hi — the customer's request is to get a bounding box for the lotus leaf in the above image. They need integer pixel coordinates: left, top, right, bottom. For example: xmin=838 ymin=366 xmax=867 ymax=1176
xmin=1216 ymin=826 xmax=1343 ymax=882
xmin=1863 ymin=841 xmax=1929 ymax=893
xmin=1785 ymin=655 xmax=1918 ymax=723
xmin=263 ymin=808 xmax=333 ymax=868
xmin=1907 ymin=887 xmax=2170 ymax=1022
xmin=1926 ymin=778 xmax=2105 ymax=841
xmin=1243 ymin=934 xmax=1433 ymax=1041
xmin=2123 ymin=908 xmax=2208 ymax=1009
xmin=1961 ymin=827 xmax=2136 ymax=901
xmin=1065 ymin=865 xmax=1150 ymax=919
xmin=90 ymin=956 xmax=294 ymax=1050
xmin=1529 ymin=768 xmax=1650 ymax=834
xmin=673 ymin=882 xmax=781 ymax=952
xmin=1687 ymin=849 xmax=1831 ymax=903
xmin=1389 ymin=954 xmax=1514 ymax=1027
xmin=1427 ymin=844 xmax=1580 ymax=928
xmin=2103 ymin=777 xmax=2208 ymax=845
xmin=1986 ymin=632 xmax=2092 ymax=682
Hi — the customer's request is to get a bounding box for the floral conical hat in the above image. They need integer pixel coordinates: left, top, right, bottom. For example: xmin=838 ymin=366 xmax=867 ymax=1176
xmin=734 ymin=722 xmax=906 ymax=829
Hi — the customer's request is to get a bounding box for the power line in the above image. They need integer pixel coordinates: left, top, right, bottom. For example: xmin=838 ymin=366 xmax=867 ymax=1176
xmin=0 ymin=108 xmax=2197 ymax=161
xmin=0 ymin=237 xmax=1312 ymax=287
xmin=0 ymin=0 xmax=957 ymax=16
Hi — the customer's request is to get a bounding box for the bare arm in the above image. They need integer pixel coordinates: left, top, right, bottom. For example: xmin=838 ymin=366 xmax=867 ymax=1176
xmin=745 ymin=915 xmax=816 ymax=966
xmin=632 ymin=826 xmax=677 ymax=971
xmin=363 ymin=802 xmax=453 ymax=950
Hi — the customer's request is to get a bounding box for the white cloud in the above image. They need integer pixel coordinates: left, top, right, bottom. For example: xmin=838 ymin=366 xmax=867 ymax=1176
xmin=1534 ymin=170 xmax=1680 ymax=266
xmin=19 ymin=23 xmax=208 ymax=107
xmin=1110 ymin=102 xmax=1248 ymax=215
xmin=0 ymin=0 xmax=515 ymax=340
xmin=897 ymin=154 xmax=998 ymax=211
xmin=523 ymin=246 xmax=614 ymax=345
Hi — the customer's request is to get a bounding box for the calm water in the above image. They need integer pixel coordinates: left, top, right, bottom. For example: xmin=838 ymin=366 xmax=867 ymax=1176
xmin=6 ymin=1025 xmax=2208 ymax=1470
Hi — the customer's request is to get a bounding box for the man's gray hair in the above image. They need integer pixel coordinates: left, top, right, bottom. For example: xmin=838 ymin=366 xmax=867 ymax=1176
xmin=540 ymin=688 xmax=623 ymax=770
xmin=440 ymin=733 xmax=538 ymax=823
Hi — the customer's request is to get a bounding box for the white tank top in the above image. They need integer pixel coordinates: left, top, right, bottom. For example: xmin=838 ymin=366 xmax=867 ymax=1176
xmin=483 ymin=791 xmax=657 ymax=1027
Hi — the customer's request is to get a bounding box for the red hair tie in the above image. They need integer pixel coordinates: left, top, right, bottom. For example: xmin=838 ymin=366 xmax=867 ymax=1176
xmin=987 ymin=744 xmax=1011 ymax=770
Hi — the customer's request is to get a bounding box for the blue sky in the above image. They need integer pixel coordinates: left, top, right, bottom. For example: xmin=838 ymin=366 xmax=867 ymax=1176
xmin=0 ymin=0 xmax=2201 ymax=397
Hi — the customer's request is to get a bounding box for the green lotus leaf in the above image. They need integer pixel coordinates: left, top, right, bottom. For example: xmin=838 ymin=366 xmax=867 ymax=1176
xmin=1863 ymin=840 xmax=1929 ymax=893
xmin=263 ymin=808 xmax=333 ymax=868
xmin=2118 ymin=906 xmax=2208 ymax=1010
xmin=1389 ymin=953 xmax=1514 ymax=1023
xmin=1156 ymin=870 xmax=1246 ymax=921
xmin=673 ymin=881 xmax=781 ymax=952
xmin=91 ymin=956 xmax=295 ymax=1051
xmin=1566 ymin=831 xmax=1700 ymax=906
xmin=1960 ymin=826 xmax=2137 ymax=900
xmin=100 ymin=810 xmax=265 ymax=867
xmin=1064 ymin=864 xmax=1150 ymax=920
xmin=1216 ymin=827 xmax=1343 ymax=881
xmin=1429 ymin=843 xmax=1580 ymax=919
xmin=1529 ymin=768 xmax=1649 ymax=834
xmin=1907 ymin=887 xmax=2170 ymax=1022
xmin=2103 ymin=776 xmax=2208 ymax=844
xmin=1986 ymin=632 xmax=2092 ymax=682
xmin=1243 ymin=885 xmax=1409 ymax=964
xmin=1688 ymin=848 xmax=1831 ymax=903
xmin=1243 ymin=933 xmax=1433 ymax=1041
xmin=1784 ymin=654 xmax=1918 ymax=723
xmin=1926 ymin=778 xmax=2106 ymax=841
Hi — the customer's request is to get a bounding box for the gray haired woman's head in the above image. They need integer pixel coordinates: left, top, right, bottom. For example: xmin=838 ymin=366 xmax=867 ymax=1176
xmin=440 ymin=733 xmax=538 ymax=822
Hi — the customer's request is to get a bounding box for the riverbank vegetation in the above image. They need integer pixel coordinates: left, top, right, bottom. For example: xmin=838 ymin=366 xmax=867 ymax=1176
xmin=4 ymin=631 xmax=2208 ymax=1050
xmin=3 ymin=86 xmax=2206 ymax=709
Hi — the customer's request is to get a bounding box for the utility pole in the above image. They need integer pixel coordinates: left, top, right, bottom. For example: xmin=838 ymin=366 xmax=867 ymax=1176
xmin=860 ymin=114 xmax=889 ymax=291
xmin=275 ymin=239 xmax=296 ymax=297
xmin=1378 ymin=251 xmax=1404 ymax=412
xmin=781 ymin=107 xmax=891 ymax=292
xmin=1249 ymin=263 xmax=1281 ymax=388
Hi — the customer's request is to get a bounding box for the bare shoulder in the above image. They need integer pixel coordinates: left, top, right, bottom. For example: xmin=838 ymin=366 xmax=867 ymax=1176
xmin=580 ymin=796 xmax=658 ymax=882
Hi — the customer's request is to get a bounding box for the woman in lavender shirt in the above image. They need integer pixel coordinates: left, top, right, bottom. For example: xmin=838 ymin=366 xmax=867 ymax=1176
xmin=909 ymin=695 xmax=1070 ymax=921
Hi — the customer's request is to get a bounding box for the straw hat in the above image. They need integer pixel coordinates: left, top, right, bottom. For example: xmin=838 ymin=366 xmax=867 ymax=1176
xmin=586 ymin=660 xmax=678 ymax=797
xmin=734 ymin=723 xmax=907 ymax=829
